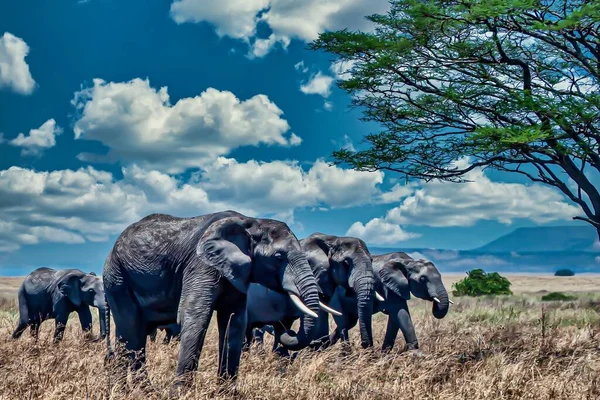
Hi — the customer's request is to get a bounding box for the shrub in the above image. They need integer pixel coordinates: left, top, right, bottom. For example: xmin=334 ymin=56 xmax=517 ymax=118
xmin=554 ymin=269 xmax=575 ymax=277
xmin=452 ymin=269 xmax=513 ymax=297
xmin=541 ymin=292 xmax=577 ymax=301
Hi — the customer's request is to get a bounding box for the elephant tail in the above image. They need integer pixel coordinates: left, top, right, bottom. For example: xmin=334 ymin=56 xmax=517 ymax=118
xmin=104 ymin=295 xmax=114 ymax=361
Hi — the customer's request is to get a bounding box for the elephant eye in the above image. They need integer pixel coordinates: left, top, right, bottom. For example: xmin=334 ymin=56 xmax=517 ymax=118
xmin=274 ymin=252 xmax=284 ymax=260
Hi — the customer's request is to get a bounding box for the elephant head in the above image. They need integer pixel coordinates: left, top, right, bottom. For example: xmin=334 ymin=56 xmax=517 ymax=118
xmin=302 ymin=233 xmax=376 ymax=348
xmin=379 ymin=255 xmax=450 ymax=319
xmin=198 ymin=215 xmax=321 ymax=350
xmin=79 ymin=273 xmax=108 ymax=338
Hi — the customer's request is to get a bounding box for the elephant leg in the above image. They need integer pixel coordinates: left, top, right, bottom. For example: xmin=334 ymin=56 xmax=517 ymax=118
xmin=76 ymin=305 xmax=94 ymax=340
xmin=30 ymin=321 xmax=40 ymax=339
xmin=148 ymin=328 xmax=157 ymax=343
xmin=174 ymin=272 xmax=219 ymax=385
xmin=12 ymin=288 xmax=30 ymax=339
xmin=53 ymin=315 xmax=69 ymax=343
xmin=216 ymin=295 xmax=247 ymax=380
xmin=339 ymin=313 xmax=358 ymax=343
xmin=242 ymin=326 xmax=254 ymax=352
xmin=253 ymin=327 xmax=265 ymax=346
xmin=272 ymin=320 xmax=293 ymax=358
xmin=163 ymin=328 xmax=172 ymax=345
xmin=105 ymin=286 xmax=148 ymax=379
xmin=382 ymin=301 xmax=419 ymax=351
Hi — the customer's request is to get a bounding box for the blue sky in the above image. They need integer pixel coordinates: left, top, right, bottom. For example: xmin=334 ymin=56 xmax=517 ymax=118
xmin=0 ymin=0 xmax=589 ymax=274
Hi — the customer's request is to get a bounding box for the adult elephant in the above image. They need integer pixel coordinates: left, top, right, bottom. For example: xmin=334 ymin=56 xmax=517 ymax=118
xmin=245 ymin=233 xmax=377 ymax=354
xmin=327 ymin=252 xmax=451 ymax=352
xmin=102 ymin=210 xmax=322 ymax=388
xmin=12 ymin=268 xmax=107 ymax=343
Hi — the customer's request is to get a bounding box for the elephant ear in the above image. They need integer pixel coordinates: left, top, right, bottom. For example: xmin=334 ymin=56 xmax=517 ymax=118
xmin=197 ymin=216 xmax=252 ymax=294
xmin=378 ymin=260 xmax=410 ymax=300
xmin=59 ymin=274 xmax=83 ymax=306
xmin=304 ymin=234 xmax=335 ymax=297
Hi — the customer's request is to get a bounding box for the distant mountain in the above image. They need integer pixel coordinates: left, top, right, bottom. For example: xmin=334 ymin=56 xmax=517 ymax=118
xmin=366 ymin=225 xmax=600 ymax=274
xmin=474 ymin=225 xmax=599 ymax=253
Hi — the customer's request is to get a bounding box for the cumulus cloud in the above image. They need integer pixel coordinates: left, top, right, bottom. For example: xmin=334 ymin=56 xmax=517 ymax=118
xmin=346 ymin=218 xmax=419 ymax=246
xmin=0 ymin=158 xmax=387 ymax=252
xmin=300 ymin=72 xmax=334 ymax=98
xmin=346 ymin=158 xmax=580 ymax=246
xmin=8 ymin=119 xmax=62 ymax=155
xmin=0 ymin=32 xmax=36 ymax=94
xmin=169 ymin=0 xmax=390 ymax=57
xmin=0 ymin=165 xmax=238 ymax=252
xmin=198 ymin=157 xmax=384 ymax=212
xmin=71 ymin=78 xmax=299 ymax=173
xmin=385 ymin=159 xmax=580 ymax=227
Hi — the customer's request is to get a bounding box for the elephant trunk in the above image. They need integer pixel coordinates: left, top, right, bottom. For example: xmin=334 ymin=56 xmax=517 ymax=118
xmin=279 ymin=251 xmax=320 ymax=350
xmin=428 ymin=282 xmax=449 ymax=319
xmin=354 ymin=275 xmax=375 ymax=348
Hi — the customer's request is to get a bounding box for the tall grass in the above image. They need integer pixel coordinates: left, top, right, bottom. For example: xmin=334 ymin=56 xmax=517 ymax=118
xmin=0 ymin=294 xmax=599 ymax=399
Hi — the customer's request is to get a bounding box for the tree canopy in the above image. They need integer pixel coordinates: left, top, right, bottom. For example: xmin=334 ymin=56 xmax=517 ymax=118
xmin=311 ymin=0 xmax=600 ymax=237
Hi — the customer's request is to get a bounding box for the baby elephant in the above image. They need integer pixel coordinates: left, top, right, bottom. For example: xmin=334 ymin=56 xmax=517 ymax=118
xmin=12 ymin=267 xmax=107 ymax=342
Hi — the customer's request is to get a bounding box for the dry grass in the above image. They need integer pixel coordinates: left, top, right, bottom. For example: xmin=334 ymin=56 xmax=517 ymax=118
xmin=0 ymin=276 xmax=599 ymax=399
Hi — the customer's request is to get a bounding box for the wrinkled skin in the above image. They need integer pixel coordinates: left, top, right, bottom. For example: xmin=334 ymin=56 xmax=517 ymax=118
xmin=102 ymin=211 xmax=320 ymax=390
xmin=329 ymin=252 xmax=450 ymax=352
xmin=148 ymin=323 xmax=181 ymax=344
xmin=12 ymin=267 xmax=107 ymax=343
xmin=245 ymin=233 xmax=376 ymax=354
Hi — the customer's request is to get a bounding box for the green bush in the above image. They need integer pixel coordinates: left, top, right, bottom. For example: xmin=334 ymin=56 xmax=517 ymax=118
xmin=452 ymin=269 xmax=513 ymax=297
xmin=541 ymin=292 xmax=577 ymax=301
xmin=554 ymin=269 xmax=575 ymax=277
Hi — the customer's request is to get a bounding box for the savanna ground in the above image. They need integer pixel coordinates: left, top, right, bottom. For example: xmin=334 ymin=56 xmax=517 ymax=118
xmin=0 ymin=274 xmax=599 ymax=399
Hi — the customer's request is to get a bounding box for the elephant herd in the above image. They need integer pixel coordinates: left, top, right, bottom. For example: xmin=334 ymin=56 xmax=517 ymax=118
xmin=11 ymin=210 xmax=451 ymax=394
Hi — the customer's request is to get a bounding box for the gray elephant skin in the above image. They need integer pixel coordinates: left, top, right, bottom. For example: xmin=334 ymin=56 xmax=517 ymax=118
xmin=329 ymin=252 xmax=450 ymax=351
xmin=245 ymin=233 xmax=376 ymax=354
xmin=102 ymin=210 xmax=321 ymax=387
xmin=148 ymin=322 xmax=181 ymax=344
xmin=12 ymin=267 xmax=107 ymax=343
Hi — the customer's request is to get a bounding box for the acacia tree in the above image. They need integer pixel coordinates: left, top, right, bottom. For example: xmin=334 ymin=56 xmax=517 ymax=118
xmin=311 ymin=0 xmax=600 ymax=238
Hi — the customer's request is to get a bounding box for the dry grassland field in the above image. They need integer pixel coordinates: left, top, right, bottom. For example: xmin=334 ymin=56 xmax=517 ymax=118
xmin=0 ymin=274 xmax=599 ymax=399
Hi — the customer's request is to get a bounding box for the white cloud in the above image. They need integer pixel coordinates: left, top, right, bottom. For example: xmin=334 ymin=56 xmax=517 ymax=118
xmin=0 ymin=165 xmax=237 ymax=252
xmin=385 ymin=159 xmax=580 ymax=227
xmin=300 ymin=72 xmax=335 ymax=98
xmin=9 ymin=119 xmax=62 ymax=155
xmin=324 ymin=101 xmax=333 ymax=111
xmin=346 ymin=158 xmax=581 ymax=245
xmin=198 ymin=157 xmax=384 ymax=213
xmin=170 ymin=0 xmax=390 ymax=57
xmin=346 ymin=218 xmax=419 ymax=246
xmin=0 ymin=158 xmax=388 ymax=252
xmin=0 ymin=32 xmax=36 ymax=95
xmin=330 ymin=59 xmax=356 ymax=80
xmin=71 ymin=78 xmax=299 ymax=173
xmin=249 ymin=34 xmax=290 ymax=58
xmin=294 ymin=61 xmax=308 ymax=73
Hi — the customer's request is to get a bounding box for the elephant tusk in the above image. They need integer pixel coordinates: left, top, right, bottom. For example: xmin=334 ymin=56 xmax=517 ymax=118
xmin=289 ymin=293 xmax=319 ymax=319
xmin=375 ymin=291 xmax=385 ymax=302
xmin=432 ymin=297 xmax=441 ymax=303
xmin=449 ymin=299 xmax=455 ymax=305
xmin=319 ymin=301 xmax=343 ymax=316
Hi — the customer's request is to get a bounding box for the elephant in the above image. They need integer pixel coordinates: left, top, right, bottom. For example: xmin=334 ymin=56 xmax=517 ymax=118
xmin=12 ymin=267 xmax=107 ymax=343
xmin=244 ymin=233 xmax=377 ymax=355
xmin=102 ymin=210 xmax=324 ymax=388
xmin=148 ymin=323 xmax=181 ymax=344
xmin=327 ymin=252 xmax=451 ymax=352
